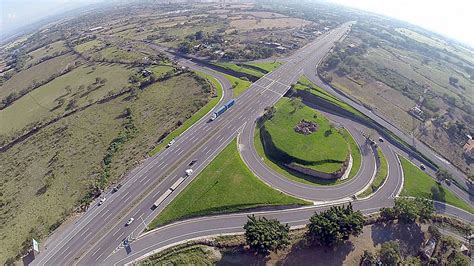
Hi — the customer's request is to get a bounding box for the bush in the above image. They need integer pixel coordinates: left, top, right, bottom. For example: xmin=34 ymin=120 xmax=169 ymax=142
xmin=244 ymin=215 xmax=290 ymax=255
xmin=379 ymin=241 xmax=401 ymax=264
xmin=307 ymin=203 xmax=365 ymax=246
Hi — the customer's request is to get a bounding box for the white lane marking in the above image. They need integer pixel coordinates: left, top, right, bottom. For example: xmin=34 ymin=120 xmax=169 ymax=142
xmin=123 ymin=194 xmax=133 ymax=203
xmin=143 ymin=178 xmax=152 ymax=186
xmin=176 ymin=148 xmax=185 ymax=157
xmin=115 ymin=231 xmax=125 ymax=241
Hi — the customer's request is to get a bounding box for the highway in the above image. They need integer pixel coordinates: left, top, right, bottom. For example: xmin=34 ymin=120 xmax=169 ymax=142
xmin=32 ymin=22 xmax=472 ymax=266
xmin=304 ymin=48 xmax=474 ymax=197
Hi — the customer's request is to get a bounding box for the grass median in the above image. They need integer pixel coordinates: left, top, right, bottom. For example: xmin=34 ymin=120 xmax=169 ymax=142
xmin=399 ymin=156 xmax=473 ymax=213
xmin=149 ymin=139 xmax=309 ymax=228
xmin=359 ymin=147 xmax=388 ymax=198
xmin=148 ymin=71 xmax=223 ymax=156
xmin=254 ymin=99 xmax=361 ymax=186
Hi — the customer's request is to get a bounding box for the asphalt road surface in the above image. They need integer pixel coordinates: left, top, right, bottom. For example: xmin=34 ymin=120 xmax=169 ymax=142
xmin=32 ymin=22 xmax=472 ymax=266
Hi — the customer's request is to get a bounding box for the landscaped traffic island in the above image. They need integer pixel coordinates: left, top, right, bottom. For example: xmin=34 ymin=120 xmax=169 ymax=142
xmin=256 ymin=97 xmax=361 ymax=185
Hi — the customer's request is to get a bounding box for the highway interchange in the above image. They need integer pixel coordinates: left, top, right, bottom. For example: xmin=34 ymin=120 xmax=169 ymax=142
xmin=32 ymin=22 xmax=473 ymax=266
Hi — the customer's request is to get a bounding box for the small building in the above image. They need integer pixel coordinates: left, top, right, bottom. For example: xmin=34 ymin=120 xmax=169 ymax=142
xmin=141 ymin=69 xmax=152 ymax=77
xmin=463 ymin=138 xmax=474 ymax=159
xmin=89 ymin=26 xmax=103 ymax=32
xmin=409 ymin=105 xmax=424 ymax=121
xmin=421 ymin=237 xmax=437 ymax=259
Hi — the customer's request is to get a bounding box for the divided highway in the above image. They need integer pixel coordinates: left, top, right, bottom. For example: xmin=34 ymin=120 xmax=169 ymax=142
xmin=32 ymin=22 xmax=472 ymax=266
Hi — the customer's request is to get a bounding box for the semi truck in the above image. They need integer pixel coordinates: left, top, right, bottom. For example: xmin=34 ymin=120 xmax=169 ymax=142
xmin=211 ymin=99 xmax=235 ymax=121
xmin=152 ymin=189 xmax=173 ymax=209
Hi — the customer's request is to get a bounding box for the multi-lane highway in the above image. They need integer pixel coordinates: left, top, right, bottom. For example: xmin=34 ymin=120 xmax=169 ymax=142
xmin=32 ymin=22 xmax=472 ymax=266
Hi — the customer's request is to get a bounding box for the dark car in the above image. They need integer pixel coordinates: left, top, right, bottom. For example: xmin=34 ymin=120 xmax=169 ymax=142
xmin=188 ymin=159 xmax=197 ymax=166
xmin=112 ymin=184 xmax=123 ymax=193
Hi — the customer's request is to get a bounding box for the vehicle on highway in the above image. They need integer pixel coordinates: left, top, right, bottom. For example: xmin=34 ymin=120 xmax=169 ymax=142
xmin=378 ymin=137 xmax=384 ymax=142
xmin=420 ymin=164 xmax=426 ymax=170
xmin=211 ymin=99 xmax=235 ymax=121
xmin=98 ymin=197 xmax=106 ymax=206
xmin=126 ymin=218 xmax=134 ymax=226
xmin=185 ymin=169 xmax=194 ymax=176
xmin=188 ymin=159 xmax=197 ymax=166
xmin=445 ymin=179 xmax=452 ymax=186
xmin=112 ymin=184 xmax=123 ymax=193
xmin=152 ymin=189 xmax=173 ymax=209
xmin=166 ymin=139 xmax=176 ymax=148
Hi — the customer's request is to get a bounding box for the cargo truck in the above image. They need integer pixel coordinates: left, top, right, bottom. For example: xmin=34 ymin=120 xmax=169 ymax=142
xmin=152 ymin=189 xmax=173 ymax=209
xmin=211 ymin=99 xmax=235 ymax=121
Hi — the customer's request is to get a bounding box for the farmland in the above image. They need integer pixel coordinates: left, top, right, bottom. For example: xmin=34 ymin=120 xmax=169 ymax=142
xmin=319 ymin=19 xmax=474 ymax=175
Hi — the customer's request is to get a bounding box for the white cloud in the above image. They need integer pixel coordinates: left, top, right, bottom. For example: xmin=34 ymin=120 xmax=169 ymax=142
xmin=7 ymin=13 xmax=17 ymax=20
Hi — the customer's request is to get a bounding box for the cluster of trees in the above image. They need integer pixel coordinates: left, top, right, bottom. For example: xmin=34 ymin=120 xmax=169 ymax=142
xmin=243 ymin=204 xmax=365 ymax=255
xmin=380 ymin=198 xmax=434 ymax=223
xmin=99 ymin=107 xmax=138 ymax=189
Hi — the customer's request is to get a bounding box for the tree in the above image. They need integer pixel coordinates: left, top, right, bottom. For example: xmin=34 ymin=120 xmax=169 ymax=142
xmin=380 ymin=207 xmax=397 ymax=221
xmin=436 ymin=169 xmax=452 ymax=182
xmin=244 ymin=215 xmax=290 ymax=255
xmin=379 ymin=241 xmax=401 ymax=265
xmin=394 ymin=198 xmax=418 ymax=223
xmin=290 ymin=97 xmax=303 ymax=112
xmin=418 ymin=198 xmax=435 ymax=220
xmin=361 ymin=250 xmax=376 ymax=265
xmin=451 ymin=252 xmax=469 ymax=265
xmin=307 ymin=203 xmax=365 ymax=246
xmin=448 ymin=76 xmax=459 ymax=85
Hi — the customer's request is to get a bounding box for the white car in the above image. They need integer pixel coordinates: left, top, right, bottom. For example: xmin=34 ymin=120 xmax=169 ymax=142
xmin=126 ymin=218 xmax=134 ymax=226
xmin=166 ymin=139 xmax=176 ymax=148
xmin=185 ymin=169 xmax=194 ymax=176
xmin=98 ymin=197 xmax=106 ymax=206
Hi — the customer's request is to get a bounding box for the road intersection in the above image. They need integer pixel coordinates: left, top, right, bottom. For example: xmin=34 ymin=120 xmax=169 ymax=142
xmin=32 ymin=22 xmax=472 ymax=266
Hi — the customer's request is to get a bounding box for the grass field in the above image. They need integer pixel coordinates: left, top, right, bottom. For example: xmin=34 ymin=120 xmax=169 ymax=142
xmin=215 ymin=62 xmax=266 ymax=78
xmin=148 ymin=71 xmax=222 ymax=156
xmin=263 ymin=98 xmax=349 ymax=173
xmin=244 ymin=61 xmax=282 ymax=72
xmin=359 ymin=148 xmax=388 ymax=198
xmin=296 ymin=76 xmax=366 ymax=119
xmin=74 ymin=39 xmax=104 ymax=53
xmin=0 ymin=63 xmax=135 ymax=137
xmin=399 ymin=157 xmax=474 ymax=213
xmin=27 ymin=41 xmax=68 ymax=64
xmin=99 ymin=46 xmax=147 ymax=62
xmin=0 ymin=53 xmax=79 ymax=100
xmin=140 ymin=245 xmax=217 ymax=265
xmin=230 ymin=17 xmax=310 ymax=31
xmin=149 ymin=139 xmax=309 ymax=228
xmin=0 ymin=73 xmax=212 ymax=263
xmin=218 ymin=72 xmax=251 ymax=97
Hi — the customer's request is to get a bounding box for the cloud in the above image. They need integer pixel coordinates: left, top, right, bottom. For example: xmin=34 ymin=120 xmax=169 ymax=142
xmin=7 ymin=13 xmax=17 ymax=20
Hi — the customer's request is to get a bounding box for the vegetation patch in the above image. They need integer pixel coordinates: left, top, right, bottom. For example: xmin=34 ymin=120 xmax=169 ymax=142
xmin=399 ymin=156 xmax=474 ymax=213
xmin=359 ymin=147 xmax=388 ymax=198
xmin=149 ymin=139 xmax=309 ymax=228
xmin=0 ymin=73 xmax=212 ymax=263
xmin=215 ymin=62 xmax=267 ymax=79
xmin=216 ymin=71 xmax=251 ymax=97
xmin=262 ymin=98 xmax=349 ymax=174
xmin=148 ymin=71 xmax=222 ymax=156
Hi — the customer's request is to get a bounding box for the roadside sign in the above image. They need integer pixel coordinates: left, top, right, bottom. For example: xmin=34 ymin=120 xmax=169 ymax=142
xmin=32 ymin=238 xmax=39 ymax=252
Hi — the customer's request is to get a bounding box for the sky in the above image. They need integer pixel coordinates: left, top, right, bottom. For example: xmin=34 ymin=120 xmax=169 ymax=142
xmin=331 ymin=0 xmax=474 ymax=47
xmin=1 ymin=0 xmax=474 ymax=47
xmin=0 ymin=0 xmax=103 ymax=37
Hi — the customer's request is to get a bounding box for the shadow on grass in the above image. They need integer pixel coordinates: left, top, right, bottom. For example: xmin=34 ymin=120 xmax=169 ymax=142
xmin=370 ymin=222 xmax=424 ymax=257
